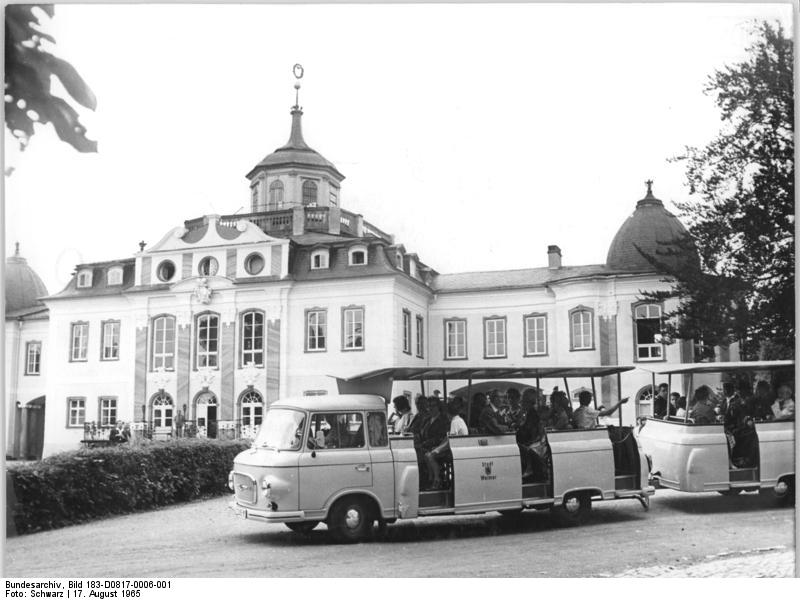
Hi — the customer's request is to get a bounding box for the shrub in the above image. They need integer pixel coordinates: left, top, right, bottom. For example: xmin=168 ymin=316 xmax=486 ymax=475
xmin=6 ymin=438 xmax=250 ymax=535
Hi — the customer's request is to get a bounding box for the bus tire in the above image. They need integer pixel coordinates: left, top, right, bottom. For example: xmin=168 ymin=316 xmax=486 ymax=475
xmin=551 ymin=492 xmax=592 ymax=527
xmin=328 ymin=497 xmax=373 ymax=543
xmin=285 ymin=521 xmax=319 ymax=534
xmin=775 ymin=476 xmax=795 ymax=507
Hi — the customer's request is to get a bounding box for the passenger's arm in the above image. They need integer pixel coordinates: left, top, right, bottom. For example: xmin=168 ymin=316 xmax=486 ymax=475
xmin=598 ymin=397 xmax=629 ymax=417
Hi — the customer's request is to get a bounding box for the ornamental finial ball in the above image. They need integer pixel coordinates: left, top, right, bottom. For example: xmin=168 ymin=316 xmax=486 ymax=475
xmin=294 ymin=82 xmax=301 ymax=90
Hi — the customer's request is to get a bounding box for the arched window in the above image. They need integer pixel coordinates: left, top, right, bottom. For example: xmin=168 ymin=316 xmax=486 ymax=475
xmin=269 ymin=180 xmax=284 ymax=210
xmin=635 ymin=385 xmax=655 ymax=419
xmin=241 ymin=310 xmax=264 ymax=367
xmin=196 ymin=313 xmax=220 ymax=368
xmin=240 ymin=389 xmax=264 ymax=439
xmin=151 ymin=392 xmax=174 ymax=429
xmin=198 ymin=256 xmax=218 ymax=277
xmin=151 ymin=315 xmax=176 ymax=370
xmin=302 ymin=180 xmax=318 ymax=206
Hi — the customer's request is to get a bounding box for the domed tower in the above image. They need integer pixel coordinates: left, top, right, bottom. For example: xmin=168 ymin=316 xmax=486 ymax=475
xmin=245 ymin=67 xmax=345 ymax=213
xmin=5 ymin=243 xmax=48 ymax=313
xmin=606 ymin=181 xmax=698 ymax=273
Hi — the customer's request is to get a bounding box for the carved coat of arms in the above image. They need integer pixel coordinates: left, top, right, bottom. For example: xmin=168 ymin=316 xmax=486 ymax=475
xmin=194 ymin=278 xmax=212 ymax=305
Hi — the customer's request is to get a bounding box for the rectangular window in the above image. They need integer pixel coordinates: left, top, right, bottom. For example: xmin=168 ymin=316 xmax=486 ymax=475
xmin=67 ymin=397 xmax=86 ymax=427
xmin=70 ymin=322 xmax=89 ymax=362
xmin=402 ymin=309 xmax=412 ymax=354
xmin=306 ymin=309 xmax=327 ymax=352
xmin=484 ymin=317 xmax=507 ymax=358
xmin=635 ymin=304 xmax=664 ymax=361
xmin=308 ymin=412 xmax=365 ymax=450
xmin=241 ymin=311 xmax=264 ymax=366
xmin=570 ymin=309 xmax=594 ymax=350
xmin=25 ymin=341 xmax=41 ymax=375
xmin=152 ymin=316 xmax=176 ymax=370
xmin=367 ymin=412 xmax=388 ymax=447
xmin=444 ymin=319 xmax=467 ymax=360
xmin=196 ymin=314 xmax=219 ymax=368
xmin=342 ymin=307 xmax=364 ymax=351
xmin=101 ymin=320 xmax=120 ymax=361
xmin=99 ymin=397 xmax=117 ymax=427
xmin=524 ymin=314 xmax=547 ymax=356
xmin=415 ymin=315 xmax=424 ymax=358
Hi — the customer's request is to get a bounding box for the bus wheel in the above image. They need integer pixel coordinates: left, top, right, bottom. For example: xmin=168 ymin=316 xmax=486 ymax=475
xmin=552 ymin=492 xmax=592 ymax=527
xmin=328 ymin=498 xmax=372 ymax=543
xmin=717 ymin=488 xmax=743 ymax=496
xmin=285 ymin=521 xmax=319 ymax=534
xmin=775 ymin=476 xmax=795 ymax=507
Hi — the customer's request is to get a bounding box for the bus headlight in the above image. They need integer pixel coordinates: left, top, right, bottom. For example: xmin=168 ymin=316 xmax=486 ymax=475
xmin=228 ymin=471 xmax=234 ymax=491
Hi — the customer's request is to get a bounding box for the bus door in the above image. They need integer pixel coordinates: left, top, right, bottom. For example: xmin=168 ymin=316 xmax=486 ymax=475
xmin=366 ymin=411 xmax=395 ymax=520
xmin=450 ymin=434 xmax=521 ymax=511
xmin=298 ymin=412 xmax=372 ymax=514
xmin=549 ymin=429 xmax=615 ymax=500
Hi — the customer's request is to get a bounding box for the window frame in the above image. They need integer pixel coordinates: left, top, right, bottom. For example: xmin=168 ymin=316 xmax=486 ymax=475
xmin=240 ymin=310 xmax=265 ymax=368
xmin=341 ymin=305 xmax=365 ymax=352
xmin=302 ymin=179 xmax=318 ymax=206
xmin=107 ymin=267 xmax=123 ymax=286
xmin=156 ymin=260 xmax=176 ymax=282
xmin=444 ymin=318 xmax=468 ymax=361
xmin=197 ymin=256 xmax=219 ymax=277
xmin=66 ymin=397 xmax=86 ymax=428
xmin=632 ymin=302 xmax=666 ymax=362
xmin=77 ymin=269 xmax=92 ymax=288
xmin=269 ymin=180 xmax=284 ymax=209
xmin=569 ymin=306 xmax=595 ymax=352
xmin=195 ymin=311 xmax=220 ymax=370
xmin=239 ymin=389 xmax=264 ymax=427
xmin=69 ymin=321 xmax=89 ymax=362
xmin=483 ymin=316 xmax=508 ymax=359
xmin=150 ymin=392 xmax=174 ymax=429
xmin=98 ymin=396 xmax=118 ymax=427
xmin=305 ymin=308 xmax=328 ymax=353
xmin=348 ymin=246 xmax=368 ymax=266
xmin=151 ymin=314 xmax=177 ymax=371
xmin=25 ymin=341 xmax=42 ymax=375
xmin=310 ymin=249 xmax=329 ymax=270
xmin=402 ymin=309 xmax=412 ymax=355
xmin=308 ymin=411 xmax=366 ymax=451
xmin=523 ymin=312 xmax=548 ymax=357
xmin=415 ymin=315 xmax=424 ymax=358
xmin=100 ymin=320 xmax=121 ymax=361
xmin=244 ymin=252 xmax=265 ymax=276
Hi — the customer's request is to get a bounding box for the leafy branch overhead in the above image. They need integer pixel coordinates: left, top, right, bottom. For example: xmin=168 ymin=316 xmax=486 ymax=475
xmin=640 ymin=21 xmax=794 ymax=360
xmin=5 ymin=4 xmax=97 ymax=152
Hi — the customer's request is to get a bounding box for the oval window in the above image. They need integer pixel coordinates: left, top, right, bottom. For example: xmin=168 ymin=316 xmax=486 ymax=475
xmin=244 ymin=253 xmax=265 ymax=275
xmin=198 ymin=256 xmax=219 ymax=277
xmin=157 ymin=260 xmax=175 ymax=282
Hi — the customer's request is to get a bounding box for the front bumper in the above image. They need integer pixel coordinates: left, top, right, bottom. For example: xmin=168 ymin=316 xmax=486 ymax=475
xmin=229 ymin=499 xmax=307 ymax=523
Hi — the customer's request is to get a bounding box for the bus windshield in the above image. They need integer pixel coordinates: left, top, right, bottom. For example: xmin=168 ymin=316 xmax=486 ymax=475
xmin=253 ymin=408 xmax=306 ymax=450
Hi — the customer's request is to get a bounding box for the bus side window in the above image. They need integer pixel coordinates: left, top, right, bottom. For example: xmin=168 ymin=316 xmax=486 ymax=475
xmin=368 ymin=412 xmax=388 ymax=447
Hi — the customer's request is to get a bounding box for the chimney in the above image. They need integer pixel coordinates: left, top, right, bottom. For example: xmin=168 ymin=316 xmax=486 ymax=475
xmin=547 ymin=245 xmax=562 ymax=269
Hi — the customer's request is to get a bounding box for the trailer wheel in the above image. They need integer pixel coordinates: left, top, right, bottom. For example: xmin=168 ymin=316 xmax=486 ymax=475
xmin=775 ymin=476 xmax=795 ymax=507
xmin=551 ymin=492 xmax=592 ymax=527
xmin=285 ymin=521 xmax=319 ymax=534
xmin=328 ymin=497 xmax=373 ymax=543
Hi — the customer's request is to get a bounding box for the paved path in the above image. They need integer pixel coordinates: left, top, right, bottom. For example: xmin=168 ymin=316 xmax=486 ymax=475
xmin=3 ymin=489 xmax=794 ymax=577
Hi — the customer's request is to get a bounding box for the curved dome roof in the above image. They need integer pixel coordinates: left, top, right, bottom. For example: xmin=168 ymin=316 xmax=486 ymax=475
xmin=247 ymin=108 xmax=344 ymax=180
xmin=5 ymin=244 xmax=48 ymax=313
xmin=606 ymin=184 xmax=698 ymax=273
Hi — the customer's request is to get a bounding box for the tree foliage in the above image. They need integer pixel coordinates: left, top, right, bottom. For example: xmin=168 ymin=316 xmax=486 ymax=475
xmin=4 ymin=4 xmax=97 ymax=153
xmin=643 ymin=21 xmax=794 ymax=360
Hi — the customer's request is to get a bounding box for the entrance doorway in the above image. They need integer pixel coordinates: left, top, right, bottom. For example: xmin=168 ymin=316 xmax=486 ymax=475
xmin=195 ymin=391 xmax=218 ymax=439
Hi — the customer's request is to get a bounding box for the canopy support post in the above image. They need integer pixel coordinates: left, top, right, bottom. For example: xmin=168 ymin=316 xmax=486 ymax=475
xmin=442 ymin=370 xmax=447 ymax=399
xmin=617 ymin=372 xmax=623 ymax=427
xmin=651 ymin=372 xmax=657 ymax=418
xmin=591 ymin=377 xmax=598 ymax=410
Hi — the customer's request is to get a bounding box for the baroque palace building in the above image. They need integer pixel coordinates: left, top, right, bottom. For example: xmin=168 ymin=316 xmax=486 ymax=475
xmin=6 ymin=86 xmax=707 ymax=459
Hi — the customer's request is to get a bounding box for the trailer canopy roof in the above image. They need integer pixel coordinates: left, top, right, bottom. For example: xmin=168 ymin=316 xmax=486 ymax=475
xmin=638 ymin=360 xmax=795 ymax=376
xmin=337 ymin=365 xmax=635 ymax=383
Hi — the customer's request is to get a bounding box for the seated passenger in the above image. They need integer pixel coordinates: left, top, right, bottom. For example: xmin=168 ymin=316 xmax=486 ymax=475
xmin=674 ymin=396 xmax=687 ymax=419
xmin=407 ymin=394 xmax=429 ymax=444
xmin=478 ymin=392 xmax=509 ymax=435
xmin=668 ymin=392 xmax=680 ymax=417
xmin=771 ymin=384 xmax=795 ymax=421
xmin=516 ymin=391 xmax=549 ymax=481
xmin=504 ymin=388 xmax=523 ymax=430
xmin=571 ymin=391 xmax=629 ymax=428
xmin=688 ymin=386 xmax=716 ymax=424
xmin=546 ymin=390 xmax=572 ymax=430
xmin=425 ymin=402 xmax=468 ymax=488
xmin=468 ymin=392 xmax=486 ymax=431
xmin=653 ymin=383 xmax=670 ymax=419
xmin=724 ymin=390 xmax=757 ymax=468
xmin=391 ymin=395 xmax=414 ymax=434
xmin=752 ymin=380 xmax=776 ymax=421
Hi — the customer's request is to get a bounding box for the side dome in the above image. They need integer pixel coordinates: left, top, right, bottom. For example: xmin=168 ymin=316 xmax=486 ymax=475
xmin=5 ymin=244 xmax=48 ymax=313
xmin=606 ymin=183 xmax=698 ymax=273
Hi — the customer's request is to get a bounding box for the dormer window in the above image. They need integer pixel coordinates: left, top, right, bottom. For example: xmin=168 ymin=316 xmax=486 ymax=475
xmin=77 ymin=269 xmax=92 ymax=288
xmin=198 ymin=256 xmax=219 ymax=277
xmin=302 ymin=180 xmax=318 ymax=207
xmin=409 ymin=259 xmax=418 ymax=278
xmin=269 ymin=180 xmax=284 ymax=210
xmin=311 ymin=249 xmax=329 ymax=270
xmin=395 ymin=251 xmax=404 ymax=271
xmin=348 ymin=246 xmax=367 ymax=266
xmin=107 ymin=267 xmax=123 ymax=286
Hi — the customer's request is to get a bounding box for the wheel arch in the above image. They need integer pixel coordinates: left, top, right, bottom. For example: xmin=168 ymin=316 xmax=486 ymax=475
xmin=557 ymin=487 xmax=603 ymax=503
xmin=323 ymin=489 xmax=383 ymax=522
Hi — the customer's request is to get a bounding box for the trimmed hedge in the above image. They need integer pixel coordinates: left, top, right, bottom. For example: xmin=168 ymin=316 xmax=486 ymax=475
xmin=7 ymin=438 xmax=250 ymax=535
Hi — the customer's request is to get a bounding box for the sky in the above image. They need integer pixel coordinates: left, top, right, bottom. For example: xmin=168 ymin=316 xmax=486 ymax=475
xmin=3 ymin=2 xmax=794 ymax=295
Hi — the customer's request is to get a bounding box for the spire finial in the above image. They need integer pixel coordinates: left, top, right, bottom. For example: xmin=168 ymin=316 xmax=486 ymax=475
xmin=292 ymin=63 xmax=304 ymax=109
xmin=14 ymin=241 xmax=20 ymax=256
xmin=645 ymin=179 xmax=654 ymax=197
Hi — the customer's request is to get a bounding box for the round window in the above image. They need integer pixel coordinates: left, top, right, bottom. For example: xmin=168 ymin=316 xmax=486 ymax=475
xmin=244 ymin=253 xmax=265 ymax=275
xmin=157 ymin=260 xmax=176 ymax=282
xmin=198 ymin=256 xmax=219 ymax=277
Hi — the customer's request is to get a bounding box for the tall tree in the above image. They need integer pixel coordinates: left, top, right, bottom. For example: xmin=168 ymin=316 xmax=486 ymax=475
xmin=642 ymin=21 xmax=794 ymax=361
xmin=4 ymin=4 xmax=96 ymax=154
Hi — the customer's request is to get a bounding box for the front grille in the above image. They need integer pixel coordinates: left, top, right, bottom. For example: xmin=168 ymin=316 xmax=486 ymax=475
xmin=233 ymin=472 xmax=258 ymax=505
